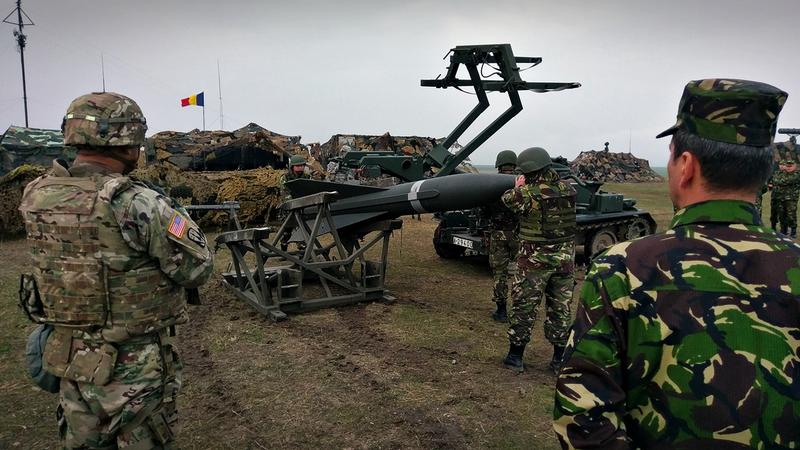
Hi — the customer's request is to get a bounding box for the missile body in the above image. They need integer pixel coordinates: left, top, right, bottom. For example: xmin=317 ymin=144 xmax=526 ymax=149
xmin=286 ymin=173 xmax=516 ymax=231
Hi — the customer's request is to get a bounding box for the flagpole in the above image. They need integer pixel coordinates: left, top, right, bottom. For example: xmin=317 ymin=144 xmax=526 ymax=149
xmin=217 ymin=59 xmax=223 ymax=130
xmin=202 ymin=105 xmax=205 ymax=131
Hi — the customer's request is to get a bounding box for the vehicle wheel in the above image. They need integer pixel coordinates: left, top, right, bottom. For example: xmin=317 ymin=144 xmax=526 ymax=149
xmin=433 ymin=223 xmax=466 ymax=259
xmin=585 ymin=228 xmax=617 ymax=258
xmin=625 ymin=216 xmax=652 ymax=240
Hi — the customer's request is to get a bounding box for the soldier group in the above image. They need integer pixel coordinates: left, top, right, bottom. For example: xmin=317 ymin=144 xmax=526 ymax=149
xmin=16 ymin=77 xmax=800 ymax=449
xmin=490 ymin=79 xmax=800 ymax=449
xmin=769 ymin=136 xmax=800 ymax=237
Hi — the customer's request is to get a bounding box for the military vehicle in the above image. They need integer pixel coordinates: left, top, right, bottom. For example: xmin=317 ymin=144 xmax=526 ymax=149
xmin=328 ymin=44 xmax=656 ymax=259
xmin=216 ymin=44 xmax=590 ymax=320
xmin=432 ymin=159 xmax=657 ymax=260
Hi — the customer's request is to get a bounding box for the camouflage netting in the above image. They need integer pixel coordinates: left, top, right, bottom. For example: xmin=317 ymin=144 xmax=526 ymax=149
xmin=148 ymin=123 xmax=295 ymax=171
xmin=130 ymin=163 xmax=219 ymax=205
xmin=570 ymin=150 xmax=663 ymax=183
xmin=130 ymin=164 xmax=286 ymax=227
xmin=0 ymin=126 xmax=75 ymax=176
xmin=0 ymin=164 xmax=47 ymax=235
xmin=211 ymin=168 xmax=284 ymax=227
xmin=319 ymin=132 xmax=443 ymax=161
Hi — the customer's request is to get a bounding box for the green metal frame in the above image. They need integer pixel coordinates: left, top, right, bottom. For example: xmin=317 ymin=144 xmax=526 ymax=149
xmin=215 ymin=192 xmax=401 ymax=321
xmin=342 ymin=44 xmax=580 ymax=182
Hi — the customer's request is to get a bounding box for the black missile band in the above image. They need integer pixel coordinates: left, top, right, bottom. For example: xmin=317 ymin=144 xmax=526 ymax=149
xmin=408 ymin=180 xmax=427 ymax=213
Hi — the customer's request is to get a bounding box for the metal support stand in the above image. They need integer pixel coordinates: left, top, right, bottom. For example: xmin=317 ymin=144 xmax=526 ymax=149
xmin=215 ymin=191 xmax=401 ymax=321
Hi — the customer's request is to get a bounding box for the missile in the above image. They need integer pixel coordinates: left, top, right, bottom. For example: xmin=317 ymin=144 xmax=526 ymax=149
xmin=285 ymin=173 xmax=516 ymax=231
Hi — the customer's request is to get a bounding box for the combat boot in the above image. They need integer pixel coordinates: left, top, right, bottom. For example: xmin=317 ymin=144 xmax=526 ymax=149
xmin=792 ymin=228 xmax=797 ymax=239
xmin=781 ymin=226 xmax=788 ymax=235
xmin=503 ymin=343 xmax=526 ymax=372
xmin=548 ymin=345 xmax=566 ymax=374
xmin=491 ymin=303 xmax=508 ymax=322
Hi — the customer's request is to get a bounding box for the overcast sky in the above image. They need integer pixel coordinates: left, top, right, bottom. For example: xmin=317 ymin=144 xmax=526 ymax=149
xmin=1 ymin=0 xmax=798 ymax=166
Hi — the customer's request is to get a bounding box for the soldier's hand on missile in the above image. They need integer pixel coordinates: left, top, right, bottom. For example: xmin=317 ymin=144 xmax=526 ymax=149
xmin=515 ymin=175 xmax=526 ymax=188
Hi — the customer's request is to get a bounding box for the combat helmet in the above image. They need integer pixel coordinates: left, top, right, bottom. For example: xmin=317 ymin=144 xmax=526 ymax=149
xmin=289 ymin=155 xmax=307 ymax=166
xmin=495 ymin=150 xmax=517 ymax=168
xmin=516 ymin=147 xmax=552 ymax=174
xmin=62 ymin=92 xmax=147 ymax=147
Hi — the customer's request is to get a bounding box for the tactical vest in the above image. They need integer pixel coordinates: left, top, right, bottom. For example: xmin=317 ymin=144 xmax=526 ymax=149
xmin=518 ymin=171 xmax=577 ymax=243
xmin=19 ymin=171 xmax=185 ymax=335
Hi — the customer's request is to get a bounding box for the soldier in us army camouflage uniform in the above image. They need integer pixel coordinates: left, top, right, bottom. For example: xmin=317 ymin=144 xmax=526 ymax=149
xmin=554 ymin=79 xmax=799 ymax=449
xmin=501 ymin=147 xmax=577 ymax=373
xmin=485 ymin=150 xmax=519 ymax=322
xmin=19 ymin=92 xmax=214 ymax=449
xmin=769 ymin=158 xmax=800 ymax=237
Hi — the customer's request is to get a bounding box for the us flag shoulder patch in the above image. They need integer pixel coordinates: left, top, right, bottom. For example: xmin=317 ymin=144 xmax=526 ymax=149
xmin=167 ymin=213 xmax=188 ymax=238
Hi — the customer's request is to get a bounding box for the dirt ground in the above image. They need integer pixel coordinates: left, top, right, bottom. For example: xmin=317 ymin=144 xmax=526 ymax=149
xmin=0 ymin=181 xmax=687 ymax=449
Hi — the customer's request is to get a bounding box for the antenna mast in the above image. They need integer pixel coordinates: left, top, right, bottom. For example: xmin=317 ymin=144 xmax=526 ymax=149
xmin=101 ymin=53 xmax=106 ymax=92
xmin=3 ymin=0 xmax=34 ymax=127
xmin=217 ymin=59 xmax=224 ymax=130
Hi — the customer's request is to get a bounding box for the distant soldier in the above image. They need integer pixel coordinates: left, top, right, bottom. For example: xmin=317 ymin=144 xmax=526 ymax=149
xmin=769 ymin=159 xmax=800 ymax=237
xmin=501 ymin=147 xmax=577 ymax=373
xmin=485 ymin=150 xmax=519 ymax=321
xmin=554 ymin=79 xmax=798 ymax=448
xmin=19 ymin=92 xmax=214 ymax=448
xmin=280 ymin=155 xmax=311 ymax=200
xmin=286 ymin=155 xmax=311 ymax=181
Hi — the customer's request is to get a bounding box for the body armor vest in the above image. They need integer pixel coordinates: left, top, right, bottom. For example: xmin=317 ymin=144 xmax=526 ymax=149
xmin=19 ymin=171 xmax=184 ymax=336
xmin=518 ymin=171 xmax=577 ymax=243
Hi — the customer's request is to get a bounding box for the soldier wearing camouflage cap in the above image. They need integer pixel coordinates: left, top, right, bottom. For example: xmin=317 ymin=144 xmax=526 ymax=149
xmin=18 ymin=92 xmax=214 ymax=449
xmin=554 ymin=79 xmax=799 ymax=448
xmin=484 ymin=150 xmax=519 ymax=322
xmin=769 ymin=159 xmax=800 ymax=237
xmin=500 ymin=146 xmax=577 ymax=373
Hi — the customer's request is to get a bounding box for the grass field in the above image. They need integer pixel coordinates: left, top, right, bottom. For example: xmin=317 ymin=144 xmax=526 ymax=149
xmin=0 ymin=180 xmax=778 ymax=448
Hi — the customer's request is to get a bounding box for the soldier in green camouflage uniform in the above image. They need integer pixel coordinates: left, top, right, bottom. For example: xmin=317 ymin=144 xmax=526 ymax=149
xmin=769 ymin=159 xmax=800 ymax=237
xmin=501 ymin=147 xmax=576 ymax=373
xmin=554 ymin=79 xmax=798 ymax=449
xmin=486 ymin=150 xmax=518 ymax=322
xmin=19 ymin=92 xmax=214 ymax=449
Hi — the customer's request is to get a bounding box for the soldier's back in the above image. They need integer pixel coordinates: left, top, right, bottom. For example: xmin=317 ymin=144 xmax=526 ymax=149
xmin=583 ymin=201 xmax=800 ymax=447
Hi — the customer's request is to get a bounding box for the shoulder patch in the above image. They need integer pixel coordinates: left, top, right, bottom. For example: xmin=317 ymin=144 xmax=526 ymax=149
xmin=187 ymin=228 xmax=206 ymax=248
xmin=167 ymin=213 xmax=189 ymax=238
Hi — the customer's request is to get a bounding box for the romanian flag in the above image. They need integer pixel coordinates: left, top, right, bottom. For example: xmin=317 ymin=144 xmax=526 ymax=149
xmin=180 ymin=92 xmax=204 ymax=107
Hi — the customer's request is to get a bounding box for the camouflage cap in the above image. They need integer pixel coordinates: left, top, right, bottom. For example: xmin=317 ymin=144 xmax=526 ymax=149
xmin=289 ymin=155 xmax=307 ymax=166
xmin=62 ymin=92 xmax=147 ymax=147
xmin=656 ymin=79 xmax=787 ymax=147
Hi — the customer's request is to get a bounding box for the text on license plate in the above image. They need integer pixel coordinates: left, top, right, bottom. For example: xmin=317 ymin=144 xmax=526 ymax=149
xmin=452 ymin=237 xmax=473 ymax=249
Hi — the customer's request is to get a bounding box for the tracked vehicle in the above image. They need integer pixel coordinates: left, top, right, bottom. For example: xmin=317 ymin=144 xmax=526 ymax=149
xmin=432 ymin=160 xmax=656 ymax=260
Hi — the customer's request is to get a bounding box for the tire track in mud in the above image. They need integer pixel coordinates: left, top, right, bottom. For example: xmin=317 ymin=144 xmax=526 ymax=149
xmin=284 ymin=297 xmax=473 ymax=449
xmin=178 ymin=284 xmax=269 ymax=448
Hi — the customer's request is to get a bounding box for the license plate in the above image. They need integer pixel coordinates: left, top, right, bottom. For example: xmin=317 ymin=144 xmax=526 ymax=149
xmin=452 ymin=236 xmax=473 ymax=249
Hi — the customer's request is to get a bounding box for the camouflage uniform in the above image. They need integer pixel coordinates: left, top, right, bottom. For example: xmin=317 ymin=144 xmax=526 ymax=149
xmin=485 ymin=202 xmax=518 ymax=309
xmin=19 ymin=93 xmax=214 ymax=449
xmin=770 ymin=161 xmax=800 ymax=234
xmin=554 ymin=201 xmax=800 ymax=449
xmin=555 ymin=79 xmax=795 ymax=449
xmin=502 ymin=168 xmax=576 ymax=348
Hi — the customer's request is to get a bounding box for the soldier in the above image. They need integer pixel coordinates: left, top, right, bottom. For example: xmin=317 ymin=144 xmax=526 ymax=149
xmin=485 ymin=150 xmax=519 ymax=321
xmin=554 ymin=79 xmax=798 ymax=448
xmin=287 ymin=154 xmax=310 ymax=180
xmin=501 ymin=147 xmax=577 ymax=373
xmin=769 ymin=159 xmax=800 ymax=237
xmin=19 ymin=92 xmax=214 ymax=449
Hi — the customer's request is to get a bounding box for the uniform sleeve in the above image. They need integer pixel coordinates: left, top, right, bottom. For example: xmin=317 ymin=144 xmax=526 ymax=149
xmin=553 ymin=263 xmax=630 ymax=450
xmin=501 ymin=187 xmax=530 ymax=215
xmin=113 ymin=188 xmax=215 ymax=289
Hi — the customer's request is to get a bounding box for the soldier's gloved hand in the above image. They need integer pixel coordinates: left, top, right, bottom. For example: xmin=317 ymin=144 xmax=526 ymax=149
xmin=515 ymin=175 xmax=525 ymax=188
